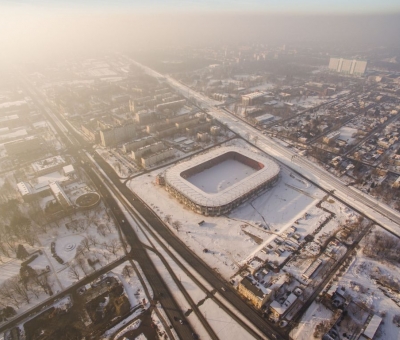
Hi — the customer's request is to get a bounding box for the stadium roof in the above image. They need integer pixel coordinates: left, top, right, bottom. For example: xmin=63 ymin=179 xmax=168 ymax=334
xmin=165 ymin=146 xmax=279 ymax=208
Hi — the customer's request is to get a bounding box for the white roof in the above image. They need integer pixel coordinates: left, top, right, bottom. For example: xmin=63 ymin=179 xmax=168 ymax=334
xmin=242 ymin=92 xmax=266 ymax=100
xmin=255 ymin=113 xmax=275 ymax=122
xmin=165 ymin=146 xmax=280 ymax=208
xmin=303 ymin=259 xmax=322 ymax=279
xmin=174 ymin=137 xmax=187 ymax=143
xmin=0 ymin=100 xmax=26 ymax=109
xmin=17 ymin=182 xmax=32 ymax=196
xmin=270 ymin=293 xmax=297 ymax=316
xmin=63 ymin=164 xmax=75 ymax=174
xmin=363 ymin=315 xmax=382 ymax=339
xmin=49 ymin=181 xmax=72 ymax=207
xmin=31 ymin=155 xmax=65 ymax=172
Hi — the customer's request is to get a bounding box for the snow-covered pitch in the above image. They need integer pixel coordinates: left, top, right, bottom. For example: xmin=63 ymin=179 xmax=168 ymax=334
xmin=165 ymin=146 xmax=280 ymax=216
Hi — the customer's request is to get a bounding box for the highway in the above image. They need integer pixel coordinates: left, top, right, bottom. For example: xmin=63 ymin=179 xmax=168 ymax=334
xmin=129 ymin=57 xmax=400 ymax=238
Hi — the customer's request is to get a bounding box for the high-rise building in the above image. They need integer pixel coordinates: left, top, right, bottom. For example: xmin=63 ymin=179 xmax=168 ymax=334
xmin=328 ymin=58 xmax=367 ymax=76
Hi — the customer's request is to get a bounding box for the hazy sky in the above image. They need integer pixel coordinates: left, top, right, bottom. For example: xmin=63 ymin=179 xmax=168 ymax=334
xmin=2 ymin=0 xmax=400 ymax=13
xmin=0 ymin=1 xmax=399 ymax=66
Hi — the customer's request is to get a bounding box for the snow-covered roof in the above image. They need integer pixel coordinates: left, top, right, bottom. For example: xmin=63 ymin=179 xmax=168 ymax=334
xmin=49 ymin=181 xmax=72 ymax=208
xmin=165 ymin=146 xmax=280 ymax=208
xmin=31 ymin=155 xmax=65 ymax=172
xmin=363 ymin=315 xmax=382 ymax=339
xmin=242 ymin=92 xmax=266 ymax=100
xmin=302 ymin=258 xmax=322 ymax=280
xmin=270 ymin=293 xmax=297 ymax=316
xmin=255 ymin=113 xmax=275 ymax=122
xmin=0 ymin=100 xmax=26 ymax=109
xmin=63 ymin=164 xmax=75 ymax=175
xmin=17 ymin=181 xmax=32 ymax=196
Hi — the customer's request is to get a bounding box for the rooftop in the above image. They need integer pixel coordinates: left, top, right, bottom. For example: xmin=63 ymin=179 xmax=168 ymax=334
xmin=165 ymin=146 xmax=279 ymax=208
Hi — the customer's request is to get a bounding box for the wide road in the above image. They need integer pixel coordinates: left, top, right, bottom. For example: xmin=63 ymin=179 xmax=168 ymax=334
xmin=94 ymin=152 xmax=284 ymax=340
xmin=20 ymin=78 xmax=198 ymax=340
xmin=22 ymin=71 xmax=286 ymax=339
xmin=129 ymin=57 xmax=400 ymax=238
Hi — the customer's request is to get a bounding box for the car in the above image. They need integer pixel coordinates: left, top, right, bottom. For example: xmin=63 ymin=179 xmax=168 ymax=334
xmin=221 ymin=287 xmax=226 ymax=292
xmin=192 ymin=333 xmax=199 ymax=339
xmin=179 ymin=319 xmax=184 ymax=325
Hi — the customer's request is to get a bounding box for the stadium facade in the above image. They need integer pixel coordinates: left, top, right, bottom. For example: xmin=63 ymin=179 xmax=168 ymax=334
xmin=165 ymin=146 xmax=280 ymax=216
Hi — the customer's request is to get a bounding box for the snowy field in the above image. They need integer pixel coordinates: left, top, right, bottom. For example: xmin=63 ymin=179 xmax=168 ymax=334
xmin=288 ymin=96 xmax=327 ymax=109
xmin=338 ymin=126 xmax=359 ymax=145
xmin=96 ymin=148 xmax=135 ymax=178
xmin=0 ymin=200 xmax=126 ymax=321
xmin=290 ymin=301 xmax=334 ymax=340
xmin=186 ymin=158 xmax=257 ymax=193
xmin=128 ymin=139 xmax=333 ymax=278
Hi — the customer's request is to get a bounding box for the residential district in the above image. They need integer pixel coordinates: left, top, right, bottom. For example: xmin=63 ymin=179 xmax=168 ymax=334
xmin=1 ymin=44 xmax=400 ymax=340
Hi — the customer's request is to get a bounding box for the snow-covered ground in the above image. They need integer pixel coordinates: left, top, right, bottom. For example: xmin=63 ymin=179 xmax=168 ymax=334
xmin=338 ymin=126 xmax=359 ymax=145
xmin=290 ymin=301 xmax=334 ymax=340
xmin=0 ymin=200 xmax=126 ymax=319
xmin=288 ymin=96 xmax=327 ymax=109
xmin=96 ymin=148 xmax=136 ymax=178
xmin=186 ymin=158 xmax=258 ymax=193
xmin=127 ymin=139 xmax=343 ymax=279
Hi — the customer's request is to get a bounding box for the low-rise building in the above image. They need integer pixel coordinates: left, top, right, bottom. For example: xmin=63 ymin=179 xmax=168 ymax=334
xmin=122 ymin=136 xmax=154 ymax=153
xmin=131 ymin=142 xmax=165 ymax=160
xmin=237 ymin=277 xmax=272 ymax=309
xmin=141 ymin=148 xmax=175 ymax=169
xmin=49 ymin=181 xmax=73 ymax=212
xmin=362 ymin=314 xmax=382 ymax=340
xmin=31 ymin=156 xmax=66 ymax=176
xmin=323 ymin=131 xmax=341 ymax=144
xmin=269 ymin=293 xmax=298 ymax=318
xmin=302 ymin=258 xmax=322 ymax=281
xmin=197 ymin=132 xmax=210 ymax=142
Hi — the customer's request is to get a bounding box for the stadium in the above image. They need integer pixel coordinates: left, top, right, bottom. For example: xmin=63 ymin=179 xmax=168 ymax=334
xmin=164 ymin=146 xmax=280 ymax=216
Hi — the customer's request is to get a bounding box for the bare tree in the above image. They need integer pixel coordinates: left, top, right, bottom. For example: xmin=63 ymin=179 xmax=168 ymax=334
xmin=68 ymin=264 xmax=80 ymax=281
xmin=11 ymin=276 xmax=31 ymax=304
xmin=0 ymin=279 xmax=20 ymax=308
xmin=105 ymin=222 xmax=113 ymax=233
xmin=80 ymin=238 xmax=91 ymax=252
xmin=172 ymin=220 xmax=182 ymax=232
xmin=75 ymin=245 xmax=86 ymax=258
xmin=0 ymin=242 xmax=10 ymax=258
xmin=97 ymin=224 xmax=107 ymax=237
xmin=29 ymin=282 xmax=41 ymax=299
xmin=105 ymin=239 xmax=122 ymax=256
xmin=33 ymin=271 xmax=51 ymax=295
xmin=87 ymin=234 xmax=99 ymax=247
xmin=122 ymin=265 xmax=134 ymax=278
xmin=164 ymin=215 xmax=172 ymax=224
xmin=3 ymin=235 xmax=18 ymax=255
xmin=76 ymin=257 xmax=89 ymax=276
